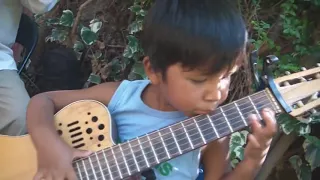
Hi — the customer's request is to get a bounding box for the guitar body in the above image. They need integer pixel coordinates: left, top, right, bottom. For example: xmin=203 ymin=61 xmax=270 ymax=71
xmin=0 ymin=100 xmax=116 ymax=180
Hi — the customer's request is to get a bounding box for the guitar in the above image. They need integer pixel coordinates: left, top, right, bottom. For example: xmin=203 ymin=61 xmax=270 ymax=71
xmin=0 ymin=57 xmax=319 ymax=180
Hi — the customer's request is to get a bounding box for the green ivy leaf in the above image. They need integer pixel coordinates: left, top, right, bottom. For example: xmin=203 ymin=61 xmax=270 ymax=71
xmin=88 ymin=73 xmax=101 ymax=84
xmin=89 ymin=19 xmax=102 ymax=33
xmin=73 ymin=41 xmax=84 ymax=52
xmin=277 ymin=113 xmax=311 ymax=136
xmin=59 ymin=10 xmax=74 ymax=27
xmin=289 ymin=155 xmax=312 ymax=180
xmin=129 ymin=4 xmax=142 ymax=13
xmin=127 ymin=35 xmax=139 ymax=53
xmin=46 ymin=18 xmax=59 ymax=26
xmin=129 ymin=20 xmax=143 ymax=34
xmin=123 ymin=46 xmax=134 ymax=59
xmin=45 ymin=28 xmax=68 ymax=43
xmin=81 ymin=27 xmax=98 ymax=45
xmin=303 ymin=135 xmax=320 ymax=171
xmin=129 ymin=61 xmax=147 ymax=80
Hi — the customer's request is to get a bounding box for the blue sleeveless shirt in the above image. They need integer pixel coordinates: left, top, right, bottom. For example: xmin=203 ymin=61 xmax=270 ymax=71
xmin=108 ymin=80 xmax=201 ymax=180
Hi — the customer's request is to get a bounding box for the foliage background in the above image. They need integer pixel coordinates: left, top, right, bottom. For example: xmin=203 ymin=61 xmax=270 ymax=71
xmin=23 ymin=0 xmax=320 ymax=179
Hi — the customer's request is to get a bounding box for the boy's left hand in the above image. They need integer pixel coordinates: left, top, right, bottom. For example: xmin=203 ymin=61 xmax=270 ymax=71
xmin=244 ymin=108 xmax=278 ymax=166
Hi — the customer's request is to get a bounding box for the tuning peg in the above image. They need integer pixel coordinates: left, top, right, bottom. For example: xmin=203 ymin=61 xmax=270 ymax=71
xmin=317 ymin=63 xmax=320 ymax=67
xmin=301 ymin=67 xmax=307 ymax=71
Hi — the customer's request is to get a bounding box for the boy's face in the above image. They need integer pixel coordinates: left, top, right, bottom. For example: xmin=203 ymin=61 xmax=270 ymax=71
xmin=144 ymin=57 xmax=239 ymax=117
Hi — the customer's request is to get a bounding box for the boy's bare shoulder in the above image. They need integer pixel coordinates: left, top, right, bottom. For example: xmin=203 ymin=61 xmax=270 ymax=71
xmin=38 ymin=81 xmax=122 ymax=111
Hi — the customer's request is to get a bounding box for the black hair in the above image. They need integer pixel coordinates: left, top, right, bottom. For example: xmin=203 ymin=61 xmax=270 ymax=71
xmin=140 ymin=0 xmax=247 ymax=77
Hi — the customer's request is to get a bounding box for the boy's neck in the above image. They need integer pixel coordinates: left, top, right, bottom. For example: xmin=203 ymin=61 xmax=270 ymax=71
xmin=141 ymin=83 xmax=177 ymax=112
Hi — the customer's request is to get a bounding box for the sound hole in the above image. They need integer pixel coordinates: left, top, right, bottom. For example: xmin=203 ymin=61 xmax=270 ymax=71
xmin=92 ymin=116 xmax=98 ymax=122
xmin=57 ymin=130 xmax=63 ymax=136
xmin=98 ymin=144 xmax=101 ymax=147
xmin=98 ymin=135 xmax=104 ymax=141
xmin=87 ymin=112 xmax=91 ymax=115
xmin=59 ymin=123 xmax=62 ymax=126
xmin=86 ymin=128 xmax=92 ymax=134
xmin=98 ymin=124 xmax=105 ymax=130
xmin=85 ymin=121 xmax=88 ymax=124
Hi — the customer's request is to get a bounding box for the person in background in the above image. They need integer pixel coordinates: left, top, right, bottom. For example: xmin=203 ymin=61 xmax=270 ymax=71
xmin=0 ymin=0 xmax=58 ymax=136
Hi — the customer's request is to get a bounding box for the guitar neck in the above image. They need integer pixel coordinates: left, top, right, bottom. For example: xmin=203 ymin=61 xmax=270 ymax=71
xmin=72 ymin=89 xmax=282 ymax=180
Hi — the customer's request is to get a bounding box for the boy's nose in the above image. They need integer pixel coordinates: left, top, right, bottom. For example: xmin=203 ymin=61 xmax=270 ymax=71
xmin=203 ymin=89 xmax=221 ymax=102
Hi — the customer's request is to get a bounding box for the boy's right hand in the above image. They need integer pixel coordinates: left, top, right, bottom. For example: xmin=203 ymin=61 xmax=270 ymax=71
xmin=33 ymin=141 xmax=91 ymax=180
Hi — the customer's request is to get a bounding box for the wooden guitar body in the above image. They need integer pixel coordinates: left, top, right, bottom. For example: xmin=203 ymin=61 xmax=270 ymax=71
xmin=0 ymin=100 xmax=115 ymax=180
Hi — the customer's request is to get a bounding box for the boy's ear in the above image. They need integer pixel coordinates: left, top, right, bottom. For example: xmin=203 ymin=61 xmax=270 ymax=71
xmin=143 ymin=56 xmax=161 ymax=85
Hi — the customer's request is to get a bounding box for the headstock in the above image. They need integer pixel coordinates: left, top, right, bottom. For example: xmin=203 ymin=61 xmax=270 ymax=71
xmin=272 ymin=63 xmax=320 ymax=118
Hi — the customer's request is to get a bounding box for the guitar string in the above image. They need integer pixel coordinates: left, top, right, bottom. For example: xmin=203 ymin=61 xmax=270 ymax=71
xmin=75 ymin=90 xmax=270 ymax=165
xmin=76 ymin=101 xmax=274 ymax=180
xmin=74 ymin=95 xmax=274 ymax=179
xmin=77 ymin=102 xmax=274 ymax=180
xmin=74 ymin=94 xmax=272 ymax=179
xmin=73 ymin=92 xmax=273 ymax=179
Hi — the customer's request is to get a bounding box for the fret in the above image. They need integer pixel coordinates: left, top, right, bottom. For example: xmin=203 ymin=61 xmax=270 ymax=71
xmin=147 ymin=134 xmax=160 ymax=164
xmin=181 ymin=122 xmax=194 ymax=149
xmin=119 ymin=144 xmax=131 ymax=175
xmin=237 ymin=97 xmax=256 ymax=120
xmin=148 ymin=132 xmax=169 ymax=162
xmin=74 ymin=161 xmax=84 ymax=180
xmin=102 ymin=150 xmax=113 ymax=180
xmin=222 ymin=103 xmax=246 ymax=131
xmin=112 ymin=145 xmax=129 ymax=178
xmin=210 ymin=108 xmax=232 ymax=136
xmin=196 ymin=115 xmax=218 ymax=141
xmin=193 ymin=118 xmax=207 ymax=144
xmin=158 ymin=130 xmax=171 ymax=159
xmin=169 ymin=126 xmax=182 ymax=154
xmin=124 ymin=141 xmax=140 ymax=173
xmin=83 ymin=158 xmax=97 ymax=179
xmin=136 ymin=137 xmax=150 ymax=168
xmin=264 ymin=89 xmax=278 ymax=111
xmin=220 ymin=107 xmax=233 ymax=132
xmin=90 ymin=153 xmax=102 ymax=180
xmin=254 ymin=92 xmax=274 ymax=112
xmin=111 ymin=147 xmax=123 ymax=179
xmin=88 ymin=156 xmax=97 ymax=179
xmin=160 ymin=127 xmax=180 ymax=157
xmin=248 ymin=96 xmax=262 ymax=120
xmin=206 ymin=114 xmax=220 ymax=138
xmin=139 ymin=135 xmax=158 ymax=165
xmin=234 ymin=101 xmax=247 ymax=126
xmin=94 ymin=152 xmax=107 ymax=180
xmin=81 ymin=159 xmax=90 ymax=179
xmin=183 ymin=119 xmax=204 ymax=147
xmin=171 ymin=123 xmax=192 ymax=153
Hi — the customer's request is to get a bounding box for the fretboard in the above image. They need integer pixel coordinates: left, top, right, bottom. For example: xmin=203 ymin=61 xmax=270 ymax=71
xmin=72 ymin=89 xmax=281 ymax=180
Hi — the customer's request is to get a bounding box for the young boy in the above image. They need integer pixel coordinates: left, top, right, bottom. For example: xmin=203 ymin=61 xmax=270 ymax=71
xmin=26 ymin=0 xmax=277 ymax=180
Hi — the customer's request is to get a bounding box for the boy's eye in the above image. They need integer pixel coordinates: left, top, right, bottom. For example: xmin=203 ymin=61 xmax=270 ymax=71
xmin=190 ymin=78 xmax=207 ymax=83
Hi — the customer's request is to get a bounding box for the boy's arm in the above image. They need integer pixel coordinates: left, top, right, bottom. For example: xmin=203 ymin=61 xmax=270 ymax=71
xmin=201 ymin=138 xmax=260 ymax=180
xmin=202 ymin=109 xmax=277 ymax=180
xmin=201 ymin=137 xmax=230 ymax=180
xmin=20 ymin=0 xmax=58 ymax=14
